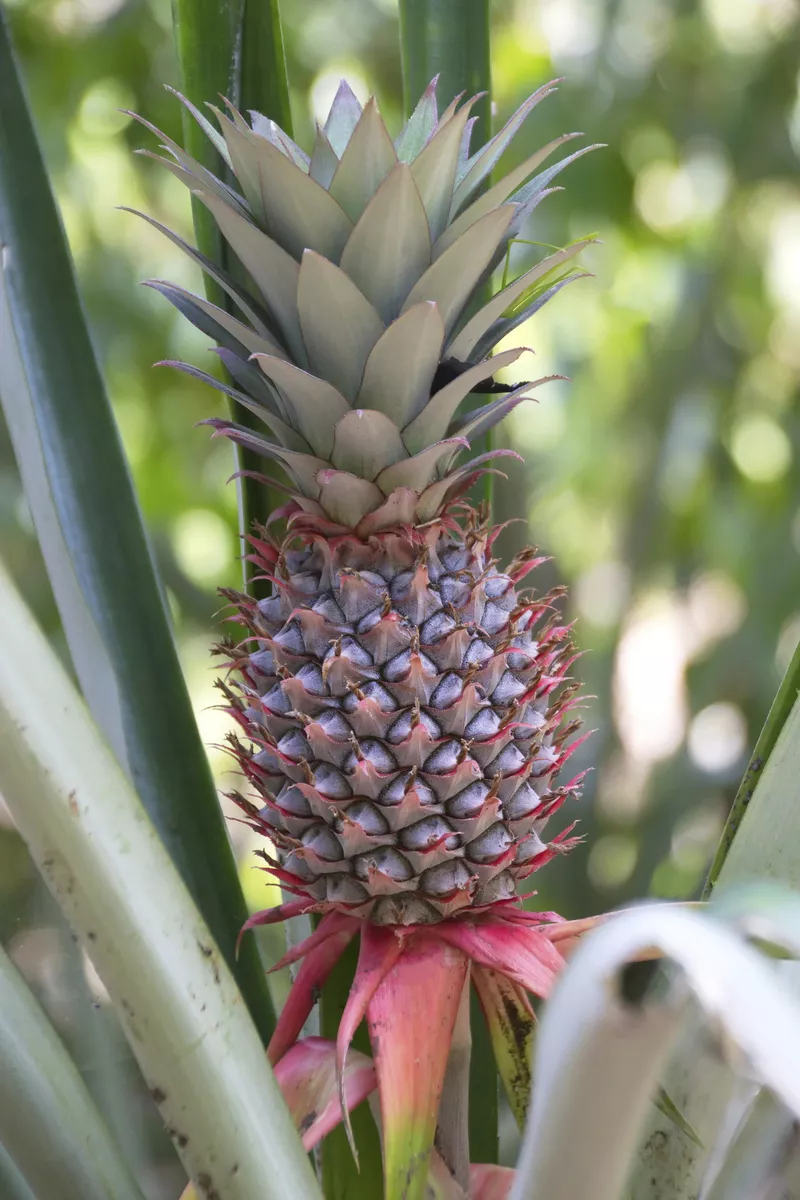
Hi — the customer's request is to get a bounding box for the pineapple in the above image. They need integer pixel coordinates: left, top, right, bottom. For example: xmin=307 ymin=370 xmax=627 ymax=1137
xmin=137 ymin=78 xmax=596 ymax=1199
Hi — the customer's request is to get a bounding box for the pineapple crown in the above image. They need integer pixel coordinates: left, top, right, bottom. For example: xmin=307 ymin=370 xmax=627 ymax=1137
xmin=132 ymin=78 xmax=598 ymax=533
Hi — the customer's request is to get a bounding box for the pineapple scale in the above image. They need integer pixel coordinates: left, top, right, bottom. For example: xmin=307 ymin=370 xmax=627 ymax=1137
xmin=221 ymin=517 xmax=582 ymax=925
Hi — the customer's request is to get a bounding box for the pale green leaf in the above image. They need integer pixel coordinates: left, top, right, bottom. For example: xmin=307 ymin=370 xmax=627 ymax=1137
xmin=163 ymin=360 xmax=310 ymax=451
xmin=216 ymin=112 xmax=353 ymax=261
xmin=402 ymin=206 xmax=515 ymax=337
xmin=434 ymin=133 xmax=583 ymax=259
xmin=331 ymin=408 xmax=407 ymax=478
xmin=469 ymin=273 xmax=589 ymax=363
xmin=145 ymin=279 xmax=286 ymax=358
xmin=510 ymin=905 xmax=800 ymax=1200
xmin=329 ymin=98 xmax=398 ymax=223
xmin=214 ymin=421 xmax=328 ymax=495
xmin=323 ymin=80 xmax=363 ymax=157
xmin=452 ymin=81 xmax=558 ymax=212
xmin=410 ymin=98 xmax=477 ymax=241
xmin=375 ymin=438 xmax=465 ymax=493
xmin=395 ymin=75 xmax=439 ymax=163
xmin=252 ymin=353 xmax=351 ymax=457
xmin=318 ymin=470 xmax=385 ymax=526
xmin=447 ymin=240 xmax=594 ymax=361
xmin=357 ymin=301 xmax=445 ymax=425
xmin=402 ymin=347 xmax=525 ymax=452
xmin=123 ymin=208 xmax=277 ymax=341
xmin=297 ymin=250 xmax=384 ymax=401
xmin=0 ymin=942 xmax=144 ymax=1200
xmin=449 ymin=384 xmax=537 ymax=446
xmin=309 ymin=124 xmax=339 ymax=188
xmin=340 ymin=163 xmax=432 ymax=323
xmin=632 ymin=688 xmax=800 ymax=1199
xmin=197 ymin=191 xmax=305 ymax=363
xmin=0 ymin=564 xmax=323 ymax=1200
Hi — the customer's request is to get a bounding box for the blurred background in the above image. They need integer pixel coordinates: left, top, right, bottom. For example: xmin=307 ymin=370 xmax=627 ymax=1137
xmin=2 ymin=0 xmax=799 ymax=1191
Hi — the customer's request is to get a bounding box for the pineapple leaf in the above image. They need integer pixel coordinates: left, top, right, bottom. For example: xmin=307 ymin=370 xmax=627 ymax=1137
xmin=510 ymin=143 xmax=606 ymax=215
xmin=165 ymin=85 xmax=231 ymax=164
xmin=215 ymin=347 xmax=291 ymax=414
xmin=196 ymin=190 xmax=306 ymax=362
xmin=451 ymin=80 xmax=560 ymax=213
xmin=0 ymin=940 xmax=145 ymax=1200
xmin=356 ymin=300 xmax=445 ymax=425
xmin=124 ymin=208 xmax=277 ymax=339
xmin=375 ymin=438 xmax=467 ymax=494
xmin=317 ymin=470 xmax=386 ymax=527
xmin=297 ymin=250 xmax=384 ymax=401
xmin=402 ymin=205 xmax=515 ymax=336
xmin=273 ymin=1038 xmax=377 ymax=1152
xmin=448 ymin=383 xmax=542 ymax=446
xmin=367 ymin=936 xmax=469 ymax=1200
xmin=159 ymin=360 xmax=311 ymax=450
xmin=251 ymin=354 xmax=351 ymax=458
xmin=144 ymin=279 xmax=286 ymax=359
xmin=410 ymin=96 xmax=479 ymax=241
xmin=516 ymin=904 xmax=800 ymax=1200
xmin=331 ymin=408 xmax=407 ymax=479
xmin=329 ymin=97 xmax=398 ymax=223
xmin=435 ymin=132 xmax=584 ymax=259
xmin=132 ymin=129 xmax=249 ymax=215
xmin=402 ymin=347 xmax=525 ymax=453
xmin=214 ymin=111 xmax=354 ymax=261
xmin=309 ymin=123 xmax=340 ymax=188
xmin=323 ymin=79 xmax=364 ymax=157
xmin=654 ymin=1087 xmax=704 ymax=1148
xmin=0 ymin=566 xmax=322 ymax=1198
xmin=0 ymin=16 xmax=276 ymax=1045
xmin=471 ymin=272 xmax=591 ymax=363
xmin=250 ymin=111 xmax=311 ymax=170
xmin=448 ymin=239 xmax=594 ymax=360
xmin=472 ymin=966 xmax=534 ymax=1131
xmin=211 ymin=108 xmax=265 ymax=219
xmin=395 ymin=74 xmax=439 ymax=162
xmin=206 ymin=419 xmax=329 ymax=495
xmin=340 ymin=163 xmax=432 ymax=323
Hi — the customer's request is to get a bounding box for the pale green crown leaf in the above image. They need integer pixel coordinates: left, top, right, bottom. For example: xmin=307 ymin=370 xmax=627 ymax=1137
xmin=138 ymin=77 xmax=598 ymax=532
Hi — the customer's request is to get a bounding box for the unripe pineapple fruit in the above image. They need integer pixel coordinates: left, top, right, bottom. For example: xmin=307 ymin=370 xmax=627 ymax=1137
xmin=137 ymin=77 xmax=598 ymax=1197
xmin=136 ymin=77 xmax=592 ymax=925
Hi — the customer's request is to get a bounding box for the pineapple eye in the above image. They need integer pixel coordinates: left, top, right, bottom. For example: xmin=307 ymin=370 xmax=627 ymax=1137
xmin=418 ymin=859 xmax=473 ymax=898
xmin=464 ymin=823 xmax=514 ymax=864
xmin=353 ymin=847 xmax=413 ymax=883
xmin=503 ymin=781 xmax=541 ymax=822
xmin=446 ymin=781 xmax=490 ymax=820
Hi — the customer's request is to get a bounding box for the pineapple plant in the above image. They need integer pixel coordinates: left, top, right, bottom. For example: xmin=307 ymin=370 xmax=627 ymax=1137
xmin=4 ymin=10 xmax=800 ymax=1200
xmin=134 ymin=77 xmax=599 ymax=1198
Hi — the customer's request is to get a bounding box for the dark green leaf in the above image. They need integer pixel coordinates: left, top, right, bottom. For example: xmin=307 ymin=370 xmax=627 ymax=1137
xmin=170 ymin=0 xmax=292 ymax=572
xmin=0 ymin=12 xmax=275 ymax=1043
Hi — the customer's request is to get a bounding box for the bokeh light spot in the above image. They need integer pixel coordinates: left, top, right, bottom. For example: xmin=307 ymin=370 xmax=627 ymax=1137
xmin=588 ymin=835 xmax=638 ymax=890
xmin=688 ymin=702 xmax=747 ymax=773
xmin=729 ymin=414 xmax=792 ymax=482
xmin=172 ymin=508 xmax=234 ymax=587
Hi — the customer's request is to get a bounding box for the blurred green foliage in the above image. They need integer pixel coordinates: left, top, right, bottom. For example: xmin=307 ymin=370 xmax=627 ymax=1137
xmin=2 ymin=0 xmax=800 ymax=1187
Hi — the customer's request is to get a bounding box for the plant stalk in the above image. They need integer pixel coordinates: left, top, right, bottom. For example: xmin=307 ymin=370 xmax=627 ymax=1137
xmin=435 ymin=971 xmax=473 ymax=1195
xmin=398 ymin=3 xmax=499 ymax=1162
xmin=170 ymin=0 xmax=291 ymax=575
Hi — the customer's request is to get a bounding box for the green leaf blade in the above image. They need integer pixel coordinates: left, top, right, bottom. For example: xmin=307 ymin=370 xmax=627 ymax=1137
xmin=0 ymin=13 xmax=275 ymax=1043
xmin=0 ymin=942 xmax=145 ymax=1200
